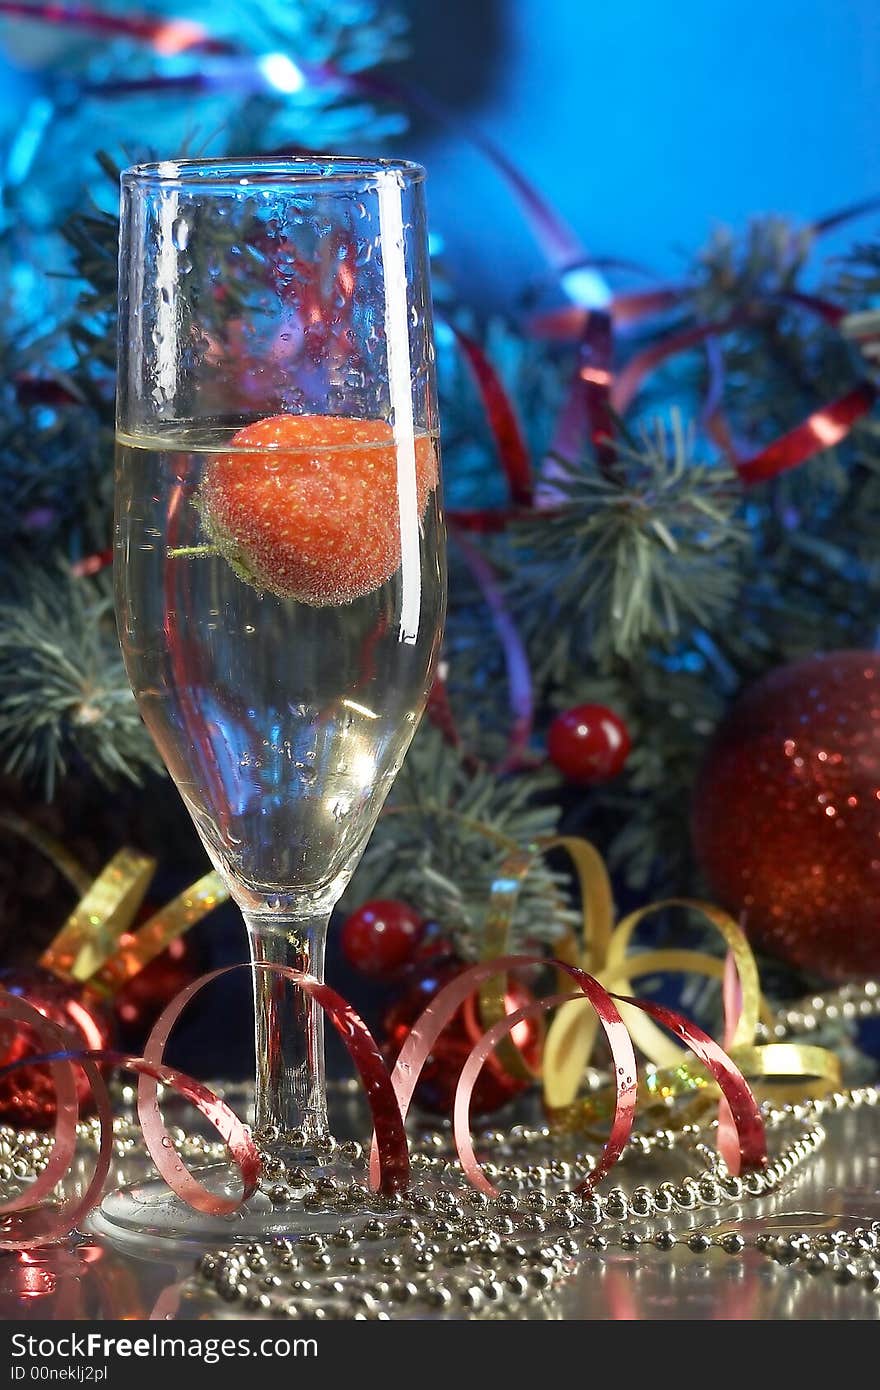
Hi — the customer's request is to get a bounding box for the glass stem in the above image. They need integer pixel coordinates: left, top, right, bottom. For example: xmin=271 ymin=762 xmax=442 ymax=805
xmin=243 ymin=910 xmax=330 ymax=1161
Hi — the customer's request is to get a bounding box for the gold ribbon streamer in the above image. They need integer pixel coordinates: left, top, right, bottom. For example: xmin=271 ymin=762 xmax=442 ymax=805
xmin=40 ymin=849 xmax=157 ymax=981
xmin=0 ymin=814 xmax=93 ymax=897
xmin=88 ymin=871 xmax=227 ymax=996
xmin=4 ymin=816 xmax=228 ymax=994
xmin=475 ymin=834 xmax=841 ymax=1129
xmin=479 ymin=850 xmax=540 ymax=1080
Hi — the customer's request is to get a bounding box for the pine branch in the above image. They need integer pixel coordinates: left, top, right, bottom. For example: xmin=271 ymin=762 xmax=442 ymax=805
xmin=62 ymin=168 xmax=119 ymax=383
xmin=345 ymin=725 xmax=575 ymax=956
xmin=691 ymin=216 xmax=812 ymax=320
xmin=0 ymin=566 xmax=163 ymax=799
xmin=505 ymin=413 xmax=748 ymax=680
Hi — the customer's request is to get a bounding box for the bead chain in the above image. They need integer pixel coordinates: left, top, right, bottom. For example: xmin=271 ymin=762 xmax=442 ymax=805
xmin=2 ymin=986 xmax=880 ymax=1320
xmin=186 ymin=1086 xmax=880 ymax=1319
xmin=754 ymin=978 xmax=880 ymax=1041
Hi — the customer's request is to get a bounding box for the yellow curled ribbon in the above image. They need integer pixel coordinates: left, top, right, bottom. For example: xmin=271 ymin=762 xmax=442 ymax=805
xmin=0 ymin=815 xmax=227 ymax=995
xmin=476 ymin=835 xmax=841 ymax=1128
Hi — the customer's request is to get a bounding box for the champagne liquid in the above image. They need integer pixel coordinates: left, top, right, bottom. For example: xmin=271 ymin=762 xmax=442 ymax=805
xmin=115 ymin=422 xmax=444 ymax=912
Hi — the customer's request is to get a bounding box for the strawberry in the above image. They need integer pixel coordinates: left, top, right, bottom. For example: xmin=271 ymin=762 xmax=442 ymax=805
xmin=199 ymin=413 xmax=438 ymax=606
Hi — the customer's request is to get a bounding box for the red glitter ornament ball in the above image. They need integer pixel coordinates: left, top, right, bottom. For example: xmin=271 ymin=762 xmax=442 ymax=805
xmin=340 ymin=899 xmax=424 ymax=978
xmin=382 ymin=956 xmax=541 ymax=1117
xmin=548 ymin=704 xmax=631 ymax=783
xmin=693 ymin=651 xmax=880 ymax=981
xmin=0 ymin=967 xmax=114 ymax=1128
xmin=199 ymin=413 xmax=438 ymax=607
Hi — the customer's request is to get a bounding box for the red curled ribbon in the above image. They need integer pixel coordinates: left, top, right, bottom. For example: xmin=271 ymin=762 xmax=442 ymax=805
xmin=453 ymin=990 xmax=619 ymax=1196
xmin=372 ymin=952 xmax=767 ymax=1196
xmin=444 ymin=324 xmax=533 ymax=507
xmin=612 ymin=994 xmax=767 ymax=1173
xmin=540 ymin=310 xmax=615 ymax=496
xmin=0 ymin=2 xmax=231 ymax=54
xmin=0 ymin=945 xmax=769 ymax=1241
xmin=139 ymin=963 xmax=410 ymax=1199
xmin=736 ymin=382 xmax=877 ymax=485
xmin=0 ymin=963 xmax=410 ymax=1246
xmin=12 ymin=1046 xmax=260 ymax=1212
xmin=370 ymin=955 xmax=638 ymax=1196
xmin=0 ymin=994 xmax=113 ymax=1250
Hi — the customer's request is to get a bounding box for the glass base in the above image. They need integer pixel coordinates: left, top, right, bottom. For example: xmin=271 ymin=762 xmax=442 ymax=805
xmin=89 ymin=1164 xmax=383 ymax=1254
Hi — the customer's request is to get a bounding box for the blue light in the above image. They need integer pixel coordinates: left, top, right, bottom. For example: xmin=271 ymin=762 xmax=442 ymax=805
xmin=5 ymin=97 xmax=54 ymax=186
xmin=257 ymin=53 xmax=306 ymax=96
xmin=560 ymin=265 xmax=613 ymax=311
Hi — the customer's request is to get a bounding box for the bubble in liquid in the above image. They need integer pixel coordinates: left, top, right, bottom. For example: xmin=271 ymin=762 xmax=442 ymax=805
xmin=172 ymin=217 xmax=189 ymax=251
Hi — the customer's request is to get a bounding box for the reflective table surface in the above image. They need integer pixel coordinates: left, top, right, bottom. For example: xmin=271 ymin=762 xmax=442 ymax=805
xmin=2 ymin=1104 xmax=878 ymax=1321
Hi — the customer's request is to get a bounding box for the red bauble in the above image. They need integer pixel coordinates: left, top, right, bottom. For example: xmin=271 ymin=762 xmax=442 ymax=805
xmin=382 ymin=956 xmax=541 ymax=1117
xmin=199 ymin=414 xmax=438 ymax=607
xmin=548 ymin=704 xmax=631 ymax=783
xmin=341 ymin=899 xmax=424 ymax=978
xmin=114 ymin=936 xmax=201 ymax=1048
xmin=693 ymin=651 xmax=880 ymax=981
xmin=0 ymin=967 xmax=114 ymax=1128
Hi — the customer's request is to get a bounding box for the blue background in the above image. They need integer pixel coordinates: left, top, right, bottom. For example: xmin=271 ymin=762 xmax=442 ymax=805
xmin=1 ymin=1 xmax=879 ymax=303
xmin=394 ymin=0 xmax=880 ymax=302
xmin=1 ymin=1 xmax=879 ymax=1074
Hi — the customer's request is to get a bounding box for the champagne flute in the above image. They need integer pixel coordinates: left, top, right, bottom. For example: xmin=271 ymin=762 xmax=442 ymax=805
xmin=99 ymin=157 xmax=445 ymax=1244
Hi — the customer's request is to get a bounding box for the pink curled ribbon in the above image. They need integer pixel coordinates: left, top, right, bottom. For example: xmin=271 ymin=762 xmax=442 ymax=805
xmin=370 ymin=955 xmax=638 ymax=1196
xmin=139 ymin=963 xmax=409 ymax=1202
xmin=0 ymin=963 xmax=409 ymax=1247
xmin=1 ymin=953 xmax=766 ymax=1242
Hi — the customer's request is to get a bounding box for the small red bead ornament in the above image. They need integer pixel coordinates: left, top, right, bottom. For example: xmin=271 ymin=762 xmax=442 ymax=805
xmin=199 ymin=413 xmax=439 ymax=607
xmin=547 ymin=703 xmax=631 ymax=783
xmin=340 ymin=899 xmax=425 ymax=978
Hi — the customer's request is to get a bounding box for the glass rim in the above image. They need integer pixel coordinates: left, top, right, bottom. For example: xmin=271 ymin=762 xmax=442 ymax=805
xmin=120 ymin=155 xmax=427 ymax=191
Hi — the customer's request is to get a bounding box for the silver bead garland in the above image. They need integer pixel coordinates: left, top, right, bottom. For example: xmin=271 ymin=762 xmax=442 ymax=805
xmin=2 ymin=1003 xmax=880 ymax=1320
xmin=178 ymin=1085 xmax=877 ymax=1320
xmin=754 ymin=979 xmax=880 ymax=1041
